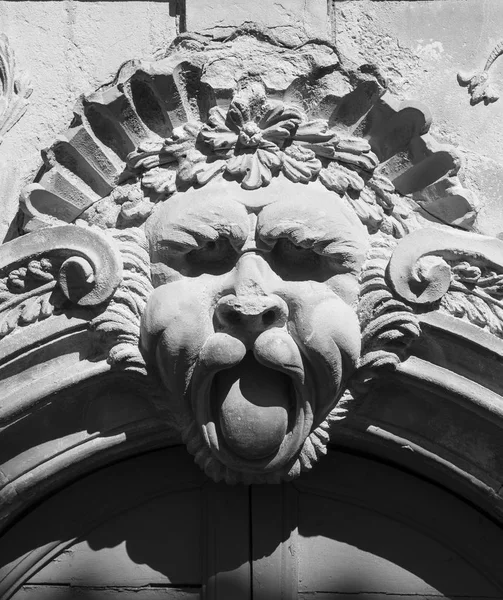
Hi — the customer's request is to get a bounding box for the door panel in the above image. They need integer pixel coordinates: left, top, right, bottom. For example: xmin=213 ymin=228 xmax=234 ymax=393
xmin=2 ymin=447 xmax=503 ymax=600
xmin=29 ymin=490 xmax=202 ymax=587
xmin=204 ymin=482 xmax=251 ymax=600
xmin=251 ymin=484 xmax=298 ymax=600
xmin=297 ymin=493 xmax=498 ymax=598
xmin=0 ymin=447 xmax=247 ymax=600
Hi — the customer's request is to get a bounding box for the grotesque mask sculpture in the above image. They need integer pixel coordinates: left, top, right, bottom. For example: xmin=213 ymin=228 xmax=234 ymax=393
xmin=18 ymin=28 xmax=476 ymax=483
xmin=141 ymin=178 xmax=368 ymax=482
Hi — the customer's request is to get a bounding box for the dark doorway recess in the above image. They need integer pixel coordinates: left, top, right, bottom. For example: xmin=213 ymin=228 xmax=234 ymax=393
xmin=1 ymin=446 xmax=503 ymax=599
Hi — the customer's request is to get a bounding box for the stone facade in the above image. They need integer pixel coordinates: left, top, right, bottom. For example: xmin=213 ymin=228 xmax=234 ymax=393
xmin=1 ymin=1 xmax=503 ymax=598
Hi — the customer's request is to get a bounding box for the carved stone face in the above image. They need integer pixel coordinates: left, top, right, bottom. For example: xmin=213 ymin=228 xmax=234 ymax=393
xmin=141 ymin=177 xmax=369 ymax=482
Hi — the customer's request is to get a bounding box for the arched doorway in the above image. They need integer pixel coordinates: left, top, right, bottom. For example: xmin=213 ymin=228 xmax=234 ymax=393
xmin=1 ymin=446 xmax=502 ymax=599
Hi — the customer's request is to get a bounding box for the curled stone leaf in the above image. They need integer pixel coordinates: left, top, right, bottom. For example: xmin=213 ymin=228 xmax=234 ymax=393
xmin=294 ymin=120 xmax=336 ymax=143
xmin=319 ymin=162 xmax=365 ymax=195
xmin=0 ymin=34 xmax=32 ymax=141
xmin=335 ymin=136 xmax=372 ymax=154
xmin=281 ymin=145 xmax=321 ymax=183
xmin=452 ymin=261 xmax=482 ymax=284
xmin=141 ymin=166 xmax=177 ymax=195
xmin=345 ymin=190 xmax=384 ymax=232
xmin=367 ymin=173 xmax=396 ymax=212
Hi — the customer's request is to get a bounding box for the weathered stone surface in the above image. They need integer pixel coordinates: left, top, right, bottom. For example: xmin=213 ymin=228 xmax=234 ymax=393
xmin=0 ymin=1 xmax=177 ymax=242
xmin=335 ymin=0 xmax=503 ymax=237
xmin=142 ymin=177 xmax=367 ymax=482
xmin=186 ymin=0 xmax=330 ymax=45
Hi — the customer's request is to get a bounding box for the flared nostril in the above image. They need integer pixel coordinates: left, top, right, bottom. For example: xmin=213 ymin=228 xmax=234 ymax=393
xmin=262 ymin=309 xmax=277 ymax=327
xmin=223 ymin=309 xmax=241 ymax=326
xmin=215 ymin=294 xmax=288 ymax=336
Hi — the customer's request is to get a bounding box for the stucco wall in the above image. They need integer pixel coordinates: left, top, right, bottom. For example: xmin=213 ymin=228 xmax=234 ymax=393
xmin=1 ymin=0 xmax=502 ymax=238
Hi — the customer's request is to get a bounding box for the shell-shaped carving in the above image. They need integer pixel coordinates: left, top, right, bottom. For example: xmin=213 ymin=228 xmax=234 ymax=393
xmin=21 ymin=28 xmax=476 ymax=235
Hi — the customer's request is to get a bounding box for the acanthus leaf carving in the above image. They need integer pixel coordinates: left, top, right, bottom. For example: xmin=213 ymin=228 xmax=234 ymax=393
xmin=0 ymin=34 xmax=32 ymax=142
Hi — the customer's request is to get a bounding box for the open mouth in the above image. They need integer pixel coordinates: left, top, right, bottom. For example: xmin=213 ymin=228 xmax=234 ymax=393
xmin=190 ymin=333 xmax=313 ymax=473
xmin=211 ymin=352 xmax=295 ymax=461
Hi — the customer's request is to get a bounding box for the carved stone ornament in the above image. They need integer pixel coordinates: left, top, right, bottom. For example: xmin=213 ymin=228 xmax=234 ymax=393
xmin=458 ymin=40 xmax=503 ymax=105
xmin=0 ymin=34 xmax=32 ymax=143
xmin=3 ymin=27 xmax=502 ymax=486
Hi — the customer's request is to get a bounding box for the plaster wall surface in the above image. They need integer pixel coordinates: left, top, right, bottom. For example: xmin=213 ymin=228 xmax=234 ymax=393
xmin=0 ymin=0 xmax=178 ymax=240
xmin=334 ymin=0 xmax=503 ymax=237
xmin=1 ymin=1 xmax=503 ymax=237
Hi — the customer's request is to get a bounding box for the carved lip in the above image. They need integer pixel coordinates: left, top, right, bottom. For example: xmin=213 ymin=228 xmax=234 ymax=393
xmin=191 ymin=345 xmax=312 ymax=473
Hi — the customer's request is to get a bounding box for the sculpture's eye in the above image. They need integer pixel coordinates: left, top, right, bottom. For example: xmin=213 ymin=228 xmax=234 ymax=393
xmin=271 ymin=237 xmax=353 ymax=282
xmin=271 ymin=238 xmax=324 ymax=280
xmin=273 ymin=238 xmax=320 ymax=267
xmin=186 ymin=237 xmax=238 ymax=275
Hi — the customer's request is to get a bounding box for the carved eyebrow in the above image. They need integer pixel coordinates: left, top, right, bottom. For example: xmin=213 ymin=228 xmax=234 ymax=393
xmin=256 ymin=201 xmax=368 ymax=269
xmin=151 ymin=197 xmax=250 ymax=253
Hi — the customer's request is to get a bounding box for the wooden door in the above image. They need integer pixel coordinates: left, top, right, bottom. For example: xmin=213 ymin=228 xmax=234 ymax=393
xmin=1 ymin=447 xmax=503 ymax=599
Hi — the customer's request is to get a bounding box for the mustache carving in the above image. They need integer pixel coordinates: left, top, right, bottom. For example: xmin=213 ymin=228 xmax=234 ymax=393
xmin=199 ymin=329 xmax=304 ymax=382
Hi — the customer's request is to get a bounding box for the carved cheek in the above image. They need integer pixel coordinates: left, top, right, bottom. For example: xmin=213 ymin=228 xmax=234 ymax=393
xmin=140 ymin=279 xmax=215 ymax=394
xmin=283 ymin=284 xmax=361 ymax=415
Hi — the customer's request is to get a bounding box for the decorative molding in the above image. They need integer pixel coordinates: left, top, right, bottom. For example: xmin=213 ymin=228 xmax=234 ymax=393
xmin=1 ymin=26 xmax=501 ymax=491
xmin=91 ymin=227 xmax=153 ymax=374
xmin=458 ymin=40 xmax=503 ymax=106
xmin=20 ymin=28 xmax=476 ymax=236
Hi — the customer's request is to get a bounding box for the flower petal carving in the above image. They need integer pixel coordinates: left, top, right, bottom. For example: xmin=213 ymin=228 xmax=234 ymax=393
xmin=282 ymin=146 xmax=321 ymax=183
xmin=141 ymin=166 xmax=177 ymax=195
xmin=201 ymin=107 xmax=239 ymax=150
xmin=293 ymin=120 xmax=335 ymax=143
xmin=259 ymin=103 xmax=303 ymax=144
xmin=319 ymin=162 xmax=365 ymax=195
xmin=227 ymin=145 xmax=282 ymax=190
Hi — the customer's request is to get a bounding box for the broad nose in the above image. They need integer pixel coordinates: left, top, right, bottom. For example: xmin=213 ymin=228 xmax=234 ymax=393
xmin=215 ymin=253 xmax=287 ymax=337
xmin=215 ymin=294 xmax=288 ymax=336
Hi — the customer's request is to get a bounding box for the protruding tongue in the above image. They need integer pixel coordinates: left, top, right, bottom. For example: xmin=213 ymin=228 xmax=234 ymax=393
xmin=215 ymin=353 xmax=290 ymax=460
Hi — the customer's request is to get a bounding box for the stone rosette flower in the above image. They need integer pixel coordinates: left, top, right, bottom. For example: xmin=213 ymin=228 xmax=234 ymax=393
xmin=125 ymin=82 xmax=406 ymax=235
xmin=23 ymin=29 xmax=478 ymax=238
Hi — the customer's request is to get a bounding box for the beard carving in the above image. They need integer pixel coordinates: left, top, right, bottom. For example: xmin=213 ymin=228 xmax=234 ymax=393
xmin=140 ymin=178 xmax=368 ymax=483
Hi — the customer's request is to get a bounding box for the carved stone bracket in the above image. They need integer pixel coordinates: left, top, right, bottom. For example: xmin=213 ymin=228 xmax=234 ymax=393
xmin=0 ymin=225 xmax=123 ymax=339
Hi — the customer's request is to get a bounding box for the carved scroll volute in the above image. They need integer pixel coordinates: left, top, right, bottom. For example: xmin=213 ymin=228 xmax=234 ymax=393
xmin=387 ymin=228 xmax=503 ymax=305
xmin=0 ymin=226 xmax=122 ymax=306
